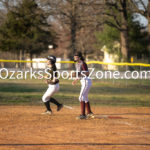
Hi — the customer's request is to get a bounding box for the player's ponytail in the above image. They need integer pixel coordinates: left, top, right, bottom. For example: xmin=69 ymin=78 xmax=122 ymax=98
xmin=52 ymin=63 xmax=58 ymax=77
xmin=80 ymin=55 xmax=85 ymax=61
xmin=52 ymin=63 xmax=57 ymax=71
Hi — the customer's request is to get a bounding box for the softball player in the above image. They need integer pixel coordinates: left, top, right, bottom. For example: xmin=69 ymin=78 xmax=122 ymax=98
xmin=42 ymin=55 xmax=63 ymax=115
xmin=72 ymin=52 xmax=94 ymax=119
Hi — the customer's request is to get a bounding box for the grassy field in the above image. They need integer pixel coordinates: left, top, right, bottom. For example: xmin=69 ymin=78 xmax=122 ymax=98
xmin=0 ymin=78 xmax=150 ymax=107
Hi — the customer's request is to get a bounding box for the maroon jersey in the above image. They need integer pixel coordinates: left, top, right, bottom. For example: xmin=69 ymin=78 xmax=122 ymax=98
xmin=75 ymin=61 xmax=89 ymax=74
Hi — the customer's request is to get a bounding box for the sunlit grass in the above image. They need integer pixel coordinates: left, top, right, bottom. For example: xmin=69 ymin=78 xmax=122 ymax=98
xmin=0 ymin=78 xmax=150 ymax=106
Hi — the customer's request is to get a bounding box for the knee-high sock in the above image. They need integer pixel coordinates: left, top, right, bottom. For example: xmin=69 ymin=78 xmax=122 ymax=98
xmin=81 ymin=101 xmax=85 ymax=116
xmin=86 ymin=102 xmax=92 ymax=114
xmin=50 ymin=97 xmax=60 ymax=106
xmin=44 ymin=101 xmax=51 ymax=111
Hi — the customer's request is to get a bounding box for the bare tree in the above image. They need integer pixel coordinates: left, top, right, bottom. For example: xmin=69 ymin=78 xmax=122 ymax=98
xmin=39 ymin=0 xmax=104 ymax=59
xmin=104 ymin=0 xmax=132 ymax=61
xmin=131 ymin=0 xmax=150 ymax=62
xmin=131 ymin=0 xmax=150 ymax=31
xmin=0 ymin=0 xmax=19 ymax=11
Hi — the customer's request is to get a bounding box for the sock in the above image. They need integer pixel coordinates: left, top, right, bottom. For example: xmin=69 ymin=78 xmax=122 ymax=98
xmin=81 ymin=101 xmax=85 ymax=116
xmin=86 ymin=102 xmax=92 ymax=114
xmin=50 ymin=97 xmax=60 ymax=106
xmin=44 ymin=101 xmax=51 ymax=111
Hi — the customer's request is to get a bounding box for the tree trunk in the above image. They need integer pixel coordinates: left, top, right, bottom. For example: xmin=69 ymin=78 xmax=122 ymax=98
xmin=70 ymin=18 xmax=77 ymax=58
xmin=30 ymin=53 xmax=33 ymax=68
xmin=148 ymin=17 xmax=150 ymax=63
xmin=148 ymin=18 xmax=150 ymax=34
xmin=16 ymin=51 xmax=20 ymax=68
xmin=120 ymin=30 xmax=129 ymax=62
xmin=119 ymin=0 xmax=130 ymax=62
xmin=70 ymin=2 xmax=77 ymax=59
xmin=22 ymin=50 xmax=26 ymax=69
xmin=20 ymin=50 xmax=22 ymax=68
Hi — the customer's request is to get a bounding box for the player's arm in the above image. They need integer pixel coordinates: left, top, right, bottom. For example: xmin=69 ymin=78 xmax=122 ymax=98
xmin=71 ymin=71 xmax=80 ymax=85
xmin=72 ymin=78 xmax=79 ymax=85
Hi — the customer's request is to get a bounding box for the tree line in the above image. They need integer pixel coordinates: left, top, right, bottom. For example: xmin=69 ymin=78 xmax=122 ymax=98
xmin=0 ymin=0 xmax=149 ymax=62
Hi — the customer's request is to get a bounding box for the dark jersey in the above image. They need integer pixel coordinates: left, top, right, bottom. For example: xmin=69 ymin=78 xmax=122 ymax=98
xmin=75 ymin=61 xmax=89 ymax=77
xmin=47 ymin=65 xmax=59 ymax=84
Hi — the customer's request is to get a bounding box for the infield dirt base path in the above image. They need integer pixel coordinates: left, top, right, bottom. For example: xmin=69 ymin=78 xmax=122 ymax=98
xmin=0 ymin=106 xmax=150 ymax=150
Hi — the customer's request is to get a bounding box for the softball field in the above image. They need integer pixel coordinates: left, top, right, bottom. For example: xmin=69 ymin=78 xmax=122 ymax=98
xmin=0 ymin=106 xmax=150 ymax=150
xmin=0 ymin=79 xmax=150 ymax=150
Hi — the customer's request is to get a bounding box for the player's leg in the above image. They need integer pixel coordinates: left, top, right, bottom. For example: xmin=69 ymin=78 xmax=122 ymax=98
xmin=82 ymin=79 xmax=94 ymax=118
xmin=42 ymin=85 xmax=56 ymax=115
xmin=76 ymin=101 xmax=86 ymax=119
xmin=49 ymin=83 xmax=63 ymax=111
xmin=86 ymin=102 xmax=92 ymax=114
xmin=42 ymin=101 xmax=52 ymax=115
xmin=86 ymin=101 xmax=94 ymax=118
xmin=50 ymin=97 xmax=63 ymax=111
xmin=77 ymin=80 xmax=87 ymax=119
xmin=85 ymin=86 xmax=93 ymax=114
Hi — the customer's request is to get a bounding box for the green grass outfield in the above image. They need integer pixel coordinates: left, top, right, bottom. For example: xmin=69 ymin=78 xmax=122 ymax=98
xmin=0 ymin=78 xmax=150 ymax=107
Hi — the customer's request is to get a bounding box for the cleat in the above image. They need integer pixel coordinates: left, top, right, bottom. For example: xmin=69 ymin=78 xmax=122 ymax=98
xmin=57 ymin=104 xmax=63 ymax=111
xmin=87 ymin=113 xmax=94 ymax=119
xmin=76 ymin=115 xmax=87 ymax=120
xmin=41 ymin=110 xmax=52 ymax=115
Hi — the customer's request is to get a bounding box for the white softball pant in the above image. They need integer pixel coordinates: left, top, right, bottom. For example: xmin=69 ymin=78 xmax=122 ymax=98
xmin=79 ymin=78 xmax=92 ymax=102
xmin=42 ymin=83 xmax=59 ymax=102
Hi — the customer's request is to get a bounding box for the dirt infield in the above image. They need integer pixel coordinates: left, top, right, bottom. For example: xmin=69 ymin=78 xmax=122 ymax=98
xmin=0 ymin=106 xmax=150 ymax=150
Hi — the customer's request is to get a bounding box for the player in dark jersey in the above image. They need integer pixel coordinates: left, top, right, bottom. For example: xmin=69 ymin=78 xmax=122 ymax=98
xmin=42 ymin=55 xmax=63 ymax=115
xmin=72 ymin=52 xmax=94 ymax=119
